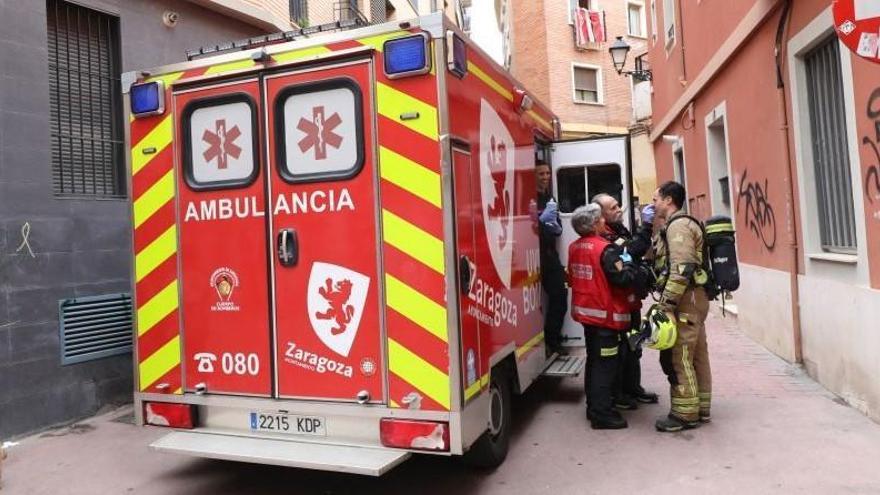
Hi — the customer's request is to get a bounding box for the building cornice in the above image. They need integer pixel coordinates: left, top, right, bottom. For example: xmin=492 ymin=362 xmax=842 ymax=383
xmin=649 ymin=0 xmax=781 ymax=142
xmin=186 ymin=0 xmax=291 ymax=32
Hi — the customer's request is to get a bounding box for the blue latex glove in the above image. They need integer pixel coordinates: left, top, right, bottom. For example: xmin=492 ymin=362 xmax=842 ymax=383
xmin=640 ymin=204 xmax=656 ymax=224
xmin=538 ymin=199 xmax=558 ymax=224
xmin=619 ymin=249 xmax=633 ymax=264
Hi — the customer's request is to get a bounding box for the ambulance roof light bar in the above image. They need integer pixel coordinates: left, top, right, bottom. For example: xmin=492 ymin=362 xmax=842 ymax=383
xmin=185 ymin=19 xmax=368 ymax=61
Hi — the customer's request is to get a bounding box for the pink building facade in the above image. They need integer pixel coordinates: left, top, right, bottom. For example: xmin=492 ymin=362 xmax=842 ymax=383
xmin=647 ymin=0 xmax=880 ymax=421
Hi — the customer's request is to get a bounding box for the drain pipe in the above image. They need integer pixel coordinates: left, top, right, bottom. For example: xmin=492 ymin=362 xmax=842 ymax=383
xmin=774 ymin=0 xmax=803 ymax=363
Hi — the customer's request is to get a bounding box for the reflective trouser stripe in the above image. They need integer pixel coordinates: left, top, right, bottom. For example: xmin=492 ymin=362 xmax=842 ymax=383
xmin=600 ymin=346 xmax=618 ymax=357
xmin=574 ymin=306 xmax=607 ymax=318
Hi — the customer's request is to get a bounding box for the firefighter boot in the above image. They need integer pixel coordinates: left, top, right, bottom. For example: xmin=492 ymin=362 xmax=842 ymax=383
xmin=655 ymin=414 xmax=699 ymax=432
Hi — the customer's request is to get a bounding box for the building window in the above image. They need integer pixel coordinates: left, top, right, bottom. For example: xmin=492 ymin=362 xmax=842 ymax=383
xmin=290 ymin=0 xmax=308 ymax=25
xmin=572 ymin=65 xmax=601 ymax=104
xmin=804 ymin=36 xmax=857 ymax=253
xmin=662 ymin=0 xmax=675 ymax=48
xmin=627 ymin=1 xmax=645 ymax=38
xmin=47 ymin=0 xmax=124 ymax=198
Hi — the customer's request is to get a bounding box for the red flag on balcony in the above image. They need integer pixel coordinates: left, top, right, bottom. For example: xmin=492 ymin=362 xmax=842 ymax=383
xmin=574 ymin=8 xmax=590 ymax=47
xmin=588 ymin=10 xmax=605 ymax=43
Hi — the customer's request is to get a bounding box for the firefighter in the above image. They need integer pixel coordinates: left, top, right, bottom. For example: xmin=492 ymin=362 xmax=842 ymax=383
xmin=568 ymin=203 xmax=640 ymax=429
xmin=650 ymin=181 xmax=712 ymax=432
xmin=536 ymin=161 xmax=567 ymax=356
xmin=592 ymin=193 xmax=659 ymax=409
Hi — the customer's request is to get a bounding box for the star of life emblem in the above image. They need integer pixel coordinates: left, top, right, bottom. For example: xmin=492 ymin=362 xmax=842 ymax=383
xmin=188 ymin=101 xmax=254 ymax=184
xmin=307 ymin=262 xmax=370 ymax=357
xmin=283 ymin=85 xmax=360 ymax=177
xmin=479 ymin=99 xmax=515 ymax=289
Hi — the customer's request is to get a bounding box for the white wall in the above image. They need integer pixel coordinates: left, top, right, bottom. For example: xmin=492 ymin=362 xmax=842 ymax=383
xmin=799 ymin=277 xmax=880 ymax=423
xmin=735 ymin=263 xmax=796 ymax=362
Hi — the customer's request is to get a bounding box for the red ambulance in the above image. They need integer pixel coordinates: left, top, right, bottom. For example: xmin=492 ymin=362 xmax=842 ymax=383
xmin=126 ymin=12 xmax=631 ymax=475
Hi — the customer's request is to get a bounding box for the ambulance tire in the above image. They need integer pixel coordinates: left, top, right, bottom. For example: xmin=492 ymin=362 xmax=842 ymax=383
xmin=463 ymin=368 xmax=512 ymax=469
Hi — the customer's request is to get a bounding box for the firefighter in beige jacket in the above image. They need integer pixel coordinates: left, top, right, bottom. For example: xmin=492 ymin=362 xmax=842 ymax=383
xmin=651 ymin=181 xmax=712 ymax=432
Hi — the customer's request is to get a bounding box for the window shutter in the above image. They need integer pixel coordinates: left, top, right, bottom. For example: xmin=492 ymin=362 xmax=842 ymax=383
xmin=47 ymin=0 xmax=124 ymax=198
xmin=574 ymin=67 xmax=597 ymax=91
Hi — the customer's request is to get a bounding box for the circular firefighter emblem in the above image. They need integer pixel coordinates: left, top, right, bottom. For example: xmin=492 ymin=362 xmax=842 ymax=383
xmin=210 ymin=267 xmax=240 ymax=312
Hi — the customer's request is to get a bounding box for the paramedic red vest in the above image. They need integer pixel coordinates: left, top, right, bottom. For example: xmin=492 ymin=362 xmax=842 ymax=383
xmin=601 ymin=227 xmax=641 ymax=313
xmin=568 ymin=234 xmax=632 ymax=330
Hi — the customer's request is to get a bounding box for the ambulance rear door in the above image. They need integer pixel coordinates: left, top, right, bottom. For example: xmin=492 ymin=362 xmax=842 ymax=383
xmin=264 ymin=57 xmax=385 ymax=403
xmin=550 ymin=135 xmax=633 ymax=347
xmin=174 ymin=79 xmax=273 ymax=396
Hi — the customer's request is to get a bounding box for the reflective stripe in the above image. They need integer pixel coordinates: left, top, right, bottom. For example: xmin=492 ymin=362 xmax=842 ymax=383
xmin=204 ymin=59 xmax=256 ymax=75
xmin=138 ymin=335 xmax=180 ymax=391
xmin=135 ymin=226 xmax=177 ymax=282
xmin=273 ymin=45 xmax=332 ymax=63
xmin=574 ymin=306 xmax=607 ymax=318
xmin=612 ymin=313 xmax=632 ymax=322
xmin=705 ymin=223 xmax=733 ymax=234
xmin=388 ymin=339 xmax=450 ymax=409
xmin=376 ymin=82 xmax=438 ymax=141
xmin=467 ymin=61 xmax=513 ymax=101
xmin=131 ymin=115 xmax=173 ymax=175
xmin=132 ymin=169 xmax=175 ymax=229
xmin=382 ymin=209 xmax=444 ymax=275
xmin=600 ymin=346 xmax=618 ymax=357
xmin=385 ymin=274 xmax=447 ymax=342
xmin=379 ymin=146 xmax=442 ymax=207
xmin=137 ymin=280 xmax=178 ymax=336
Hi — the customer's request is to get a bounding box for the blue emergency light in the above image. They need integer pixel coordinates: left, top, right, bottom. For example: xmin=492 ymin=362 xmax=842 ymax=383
xmin=383 ymin=34 xmax=431 ymax=78
xmin=130 ymin=81 xmax=165 ymax=117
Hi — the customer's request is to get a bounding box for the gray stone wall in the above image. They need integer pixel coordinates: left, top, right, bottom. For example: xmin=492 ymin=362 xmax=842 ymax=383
xmin=0 ymin=0 xmax=264 ymax=438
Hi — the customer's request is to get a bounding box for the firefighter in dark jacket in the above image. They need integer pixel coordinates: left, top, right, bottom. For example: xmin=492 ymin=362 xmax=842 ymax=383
xmin=568 ymin=203 xmax=640 ymax=429
xmin=592 ymin=193 xmax=659 ymax=409
xmin=536 ymin=161 xmax=566 ymax=355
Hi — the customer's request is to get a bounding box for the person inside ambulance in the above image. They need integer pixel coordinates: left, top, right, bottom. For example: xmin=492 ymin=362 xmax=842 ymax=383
xmin=592 ymin=193 xmax=659 ymax=410
xmin=536 ymin=160 xmax=567 ymax=356
xmin=567 ymin=203 xmax=640 ymax=429
xmin=650 ymin=181 xmax=712 ymax=432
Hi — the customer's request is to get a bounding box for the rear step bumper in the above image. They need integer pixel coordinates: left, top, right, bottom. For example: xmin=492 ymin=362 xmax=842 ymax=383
xmin=150 ymin=431 xmax=411 ymax=476
xmin=542 ymin=354 xmax=586 ymax=377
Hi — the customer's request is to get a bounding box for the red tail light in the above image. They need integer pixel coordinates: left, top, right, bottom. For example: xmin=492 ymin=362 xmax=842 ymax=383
xmin=380 ymin=418 xmax=450 ymax=451
xmin=144 ymin=402 xmax=196 ymax=429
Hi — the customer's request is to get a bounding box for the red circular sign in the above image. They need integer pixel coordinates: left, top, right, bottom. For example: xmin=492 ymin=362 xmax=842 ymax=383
xmin=834 ymin=0 xmax=880 ymax=64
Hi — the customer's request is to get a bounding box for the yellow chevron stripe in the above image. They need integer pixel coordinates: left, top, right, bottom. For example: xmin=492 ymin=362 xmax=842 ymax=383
xmin=135 ymin=226 xmax=177 ymax=282
xmin=146 ymin=71 xmax=185 ymax=87
xmin=357 ymin=30 xmax=409 ymax=51
xmin=464 ymin=373 xmax=491 ymax=400
xmin=173 ymin=387 xmax=182 ymax=395
xmin=468 ymin=61 xmax=513 ymax=101
xmin=139 ymin=335 xmax=180 ymax=391
xmin=273 ymin=45 xmax=332 ymax=63
xmin=138 ymin=280 xmax=179 ymax=336
xmin=376 ymin=82 xmax=438 ymax=141
xmin=133 ymin=170 xmax=175 ymax=229
xmin=385 ymin=273 xmax=447 ymax=343
xmin=382 ymin=210 xmax=444 ymax=275
xmin=388 ymin=339 xmax=450 ymax=410
xmin=132 ymin=115 xmax=173 ymax=175
xmin=390 ymin=399 xmax=401 ymax=408
xmin=516 ymin=331 xmax=545 ymax=359
xmin=379 ymin=146 xmax=441 ymax=208
xmin=527 ymin=109 xmax=552 ymax=132
xmin=205 ymin=59 xmax=256 ymax=75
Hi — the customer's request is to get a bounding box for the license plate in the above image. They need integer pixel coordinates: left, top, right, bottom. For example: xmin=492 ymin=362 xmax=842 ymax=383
xmin=249 ymin=412 xmax=326 ymax=436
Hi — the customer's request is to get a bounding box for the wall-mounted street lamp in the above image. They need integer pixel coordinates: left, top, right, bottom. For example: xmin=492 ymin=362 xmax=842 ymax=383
xmin=608 ymin=36 xmax=652 ymax=82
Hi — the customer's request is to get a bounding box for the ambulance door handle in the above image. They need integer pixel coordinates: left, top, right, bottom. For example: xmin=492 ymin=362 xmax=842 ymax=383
xmin=278 ymin=229 xmax=298 ymax=267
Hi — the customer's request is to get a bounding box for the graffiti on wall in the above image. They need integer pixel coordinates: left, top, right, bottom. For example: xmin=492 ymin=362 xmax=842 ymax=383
xmin=864 ymin=87 xmax=880 ymax=220
xmin=736 ymin=169 xmax=777 ymax=251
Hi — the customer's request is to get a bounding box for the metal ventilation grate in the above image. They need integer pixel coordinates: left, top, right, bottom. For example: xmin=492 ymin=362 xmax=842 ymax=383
xmin=59 ymin=293 xmax=133 ymax=365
